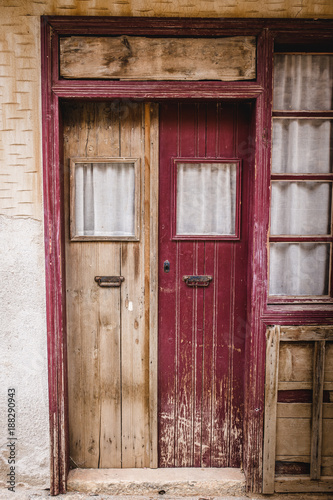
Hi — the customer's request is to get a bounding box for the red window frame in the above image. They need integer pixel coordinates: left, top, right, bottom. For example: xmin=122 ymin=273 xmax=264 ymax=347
xmin=268 ymin=49 xmax=333 ymax=304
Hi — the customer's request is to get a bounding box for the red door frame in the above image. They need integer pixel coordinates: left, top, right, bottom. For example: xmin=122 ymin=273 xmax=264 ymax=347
xmin=41 ymin=16 xmax=333 ymax=495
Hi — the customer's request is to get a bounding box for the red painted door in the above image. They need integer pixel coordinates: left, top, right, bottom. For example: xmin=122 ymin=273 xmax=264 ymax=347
xmin=158 ymin=101 xmax=253 ymax=467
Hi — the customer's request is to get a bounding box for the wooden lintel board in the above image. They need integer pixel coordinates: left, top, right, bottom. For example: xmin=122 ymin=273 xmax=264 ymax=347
xmin=60 ymin=35 xmax=256 ymax=81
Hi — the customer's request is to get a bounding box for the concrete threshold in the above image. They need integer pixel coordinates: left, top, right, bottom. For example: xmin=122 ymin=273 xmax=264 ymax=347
xmin=67 ymin=467 xmax=246 ymax=497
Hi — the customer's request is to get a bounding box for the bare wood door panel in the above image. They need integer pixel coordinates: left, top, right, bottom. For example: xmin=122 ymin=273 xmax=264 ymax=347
xmin=158 ymin=102 xmax=253 ymax=467
xmin=63 ymin=101 xmax=156 ymax=468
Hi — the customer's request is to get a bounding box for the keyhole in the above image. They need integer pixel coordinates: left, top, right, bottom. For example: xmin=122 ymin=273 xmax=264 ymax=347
xmin=163 ymin=260 xmax=170 ymax=273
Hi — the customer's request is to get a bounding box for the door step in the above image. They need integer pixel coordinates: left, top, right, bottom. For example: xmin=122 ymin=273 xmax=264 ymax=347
xmin=67 ymin=467 xmax=245 ymax=497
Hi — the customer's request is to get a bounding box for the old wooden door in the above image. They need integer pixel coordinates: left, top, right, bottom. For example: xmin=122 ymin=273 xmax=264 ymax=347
xmin=158 ymin=102 xmax=253 ymax=467
xmin=63 ymin=101 xmax=158 ymax=469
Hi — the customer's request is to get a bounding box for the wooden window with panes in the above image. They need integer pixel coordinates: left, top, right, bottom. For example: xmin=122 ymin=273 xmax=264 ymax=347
xmin=269 ymin=50 xmax=333 ymax=302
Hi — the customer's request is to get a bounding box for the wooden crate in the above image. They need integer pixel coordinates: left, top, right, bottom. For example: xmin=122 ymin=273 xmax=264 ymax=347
xmin=263 ymin=326 xmax=333 ymax=493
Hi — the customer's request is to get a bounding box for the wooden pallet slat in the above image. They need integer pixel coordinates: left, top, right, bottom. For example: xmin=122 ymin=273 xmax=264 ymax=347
xmin=310 ymin=341 xmax=326 ymax=479
xmin=263 ymin=325 xmax=280 ymax=494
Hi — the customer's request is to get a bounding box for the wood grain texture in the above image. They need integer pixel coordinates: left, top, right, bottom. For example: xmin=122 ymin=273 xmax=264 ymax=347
xmin=63 ymin=101 xmax=156 ymax=469
xmin=60 ymin=36 xmax=256 ymax=81
xmin=264 ymin=327 xmax=333 ymax=493
xmin=263 ymin=326 xmax=280 ymax=494
xmin=280 ymin=326 xmax=333 ymax=342
xmin=147 ymin=103 xmax=159 ymax=468
xmin=310 ymin=341 xmax=325 ymax=479
xmin=278 ymin=342 xmax=313 ymax=383
xmin=275 ymin=477 xmax=333 ymax=493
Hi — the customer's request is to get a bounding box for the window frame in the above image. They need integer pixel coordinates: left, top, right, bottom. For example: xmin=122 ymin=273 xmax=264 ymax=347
xmin=69 ymin=157 xmax=141 ymax=241
xmin=171 ymin=157 xmax=242 ymax=241
xmin=268 ymin=51 xmax=333 ymax=304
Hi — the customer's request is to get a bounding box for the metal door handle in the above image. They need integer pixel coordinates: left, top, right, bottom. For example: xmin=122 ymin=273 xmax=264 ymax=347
xmin=95 ymin=276 xmax=125 ymax=287
xmin=183 ymin=275 xmax=213 ymax=287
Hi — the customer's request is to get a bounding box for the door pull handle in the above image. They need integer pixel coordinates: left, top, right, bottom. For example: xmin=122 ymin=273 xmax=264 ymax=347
xmin=95 ymin=276 xmax=125 ymax=287
xmin=183 ymin=275 xmax=213 ymax=287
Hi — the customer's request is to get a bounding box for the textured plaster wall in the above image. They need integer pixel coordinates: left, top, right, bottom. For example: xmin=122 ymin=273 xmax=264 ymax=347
xmin=0 ymin=0 xmax=332 ymax=492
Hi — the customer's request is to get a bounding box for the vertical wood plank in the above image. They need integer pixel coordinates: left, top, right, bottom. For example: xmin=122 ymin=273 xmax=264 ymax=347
xmin=148 ymin=103 xmax=159 ymax=468
xmin=78 ymin=103 xmax=101 ymax=468
xmin=95 ymin=103 xmax=122 ymax=468
xmin=263 ymin=325 xmax=280 ymax=494
xmin=158 ymin=102 xmax=179 ymax=467
xmin=310 ymin=340 xmax=326 ymax=480
xmin=176 ymin=103 xmax=196 ymax=466
xmin=120 ymin=102 xmax=149 ymax=467
xmin=63 ymin=102 xmax=85 ymax=468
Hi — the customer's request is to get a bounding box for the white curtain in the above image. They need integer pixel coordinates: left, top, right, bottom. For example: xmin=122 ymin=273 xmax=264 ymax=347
xmin=273 ymin=54 xmax=333 ymax=110
xmin=271 ymin=182 xmax=331 ymax=236
xmin=75 ymin=162 xmax=135 ymax=237
xmin=269 ymin=243 xmax=330 ymax=296
xmin=176 ymin=162 xmax=236 ymax=236
xmin=272 ymin=119 xmax=332 ymax=174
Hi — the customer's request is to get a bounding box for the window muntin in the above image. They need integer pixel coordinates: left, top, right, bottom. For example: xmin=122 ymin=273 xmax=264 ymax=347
xmin=269 ymin=53 xmax=333 ymax=301
xmin=173 ymin=159 xmax=241 ymax=240
xmin=70 ymin=158 xmax=140 ymax=241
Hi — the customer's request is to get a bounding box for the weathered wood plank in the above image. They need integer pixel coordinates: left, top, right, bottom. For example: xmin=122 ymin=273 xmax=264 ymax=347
xmin=310 ymin=341 xmax=325 ymax=480
xmin=280 ymin=326 xmax=333 ymax=342
xmin=276 ymin=454 xmax=310 ymax=462
xmin=277 ymin=402 xmax=311 ymax=418
xmin=60 ymin=35 xmax=256 ymax=81
xmin=275 ymin=456 xmax=333 ymax=475
xmin=275 ymin=477 xmax=333 ymax=493
xmin=65 ymin=103 xmax=103 ymax=468
xmin=120 ymin=102 xmax=149 ymax=467
xmin=276 ymin=418 xmax=311 ymax=457
xmin=325 ymin=342 xmax=333 ymax=382
xmin=147 ymin=103 xmax=159 ymax=468
xmin=95 ymin=103 xmax=122 ymax=468
xmin=278 ymin=381 xmax=333 ymax=391
xmin=322 ymin=457 xmax=333 ymax=476
xmin=323 ymin=419 xmax=333 ymax=456
xmin=263 ymin=326 xmax=280 ymax=494
xmin=279 ymin=342 xmax=313 ymax=383
xmin=277 ymin=403 xmax=333 ymax=420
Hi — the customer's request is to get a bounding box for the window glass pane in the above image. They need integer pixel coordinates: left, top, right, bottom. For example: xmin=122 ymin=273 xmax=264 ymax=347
xmin=176 ymin=162 xmax=237 ymax=236
xmin=269 ymin=243 xmax=330 ymax=296
xmin=271 ymin=182 xmax=332 ymax=236
xmin=272 ymin=119 xmax=332 ymax=174
xmin=74 ymin=162 xmax=135 ymax=237
xmin=273 ymin=54 xmax=333 ymax=111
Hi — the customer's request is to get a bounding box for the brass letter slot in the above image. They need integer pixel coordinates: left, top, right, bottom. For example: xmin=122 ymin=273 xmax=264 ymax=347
xmin=95 ymin=276 xmax=125 ymax=287
xmin=183 ymin=275 xmax=213 ymax=287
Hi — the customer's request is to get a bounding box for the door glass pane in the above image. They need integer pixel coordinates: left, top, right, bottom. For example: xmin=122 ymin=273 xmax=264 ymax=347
xmin=269 ymin=243 xmax=330 ymax=296
xmin=273 ymin=54 xmax=333 ymax=111
xmin=272 ymin=119 xmax=332 ymax=174
xmin=271 ymin=182 xmax=332 ymax=235
xmin=176 ymin=162 xmax=237 ymax=236
xmin=73 ymin=161 xmax=136 ymax=238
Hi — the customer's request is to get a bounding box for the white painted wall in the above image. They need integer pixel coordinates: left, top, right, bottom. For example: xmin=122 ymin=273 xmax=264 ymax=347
xmin=0 ymin=0 xmax=332 ymax=493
